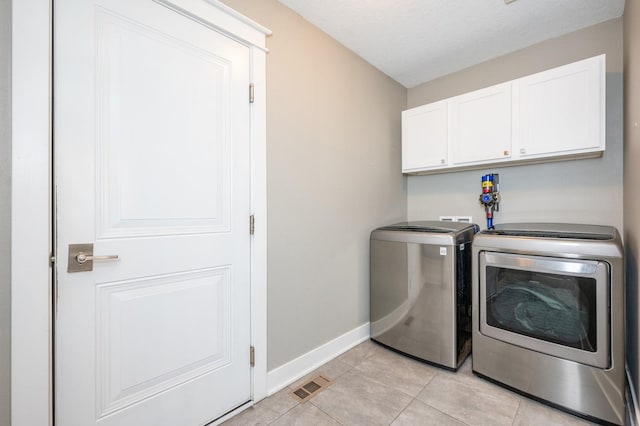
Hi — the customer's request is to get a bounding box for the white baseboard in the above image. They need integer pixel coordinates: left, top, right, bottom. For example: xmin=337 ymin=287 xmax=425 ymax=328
xmin=266 ymin=323 xmax=370 ymax=395
xmin=627 ymin=366 xmax=640 ymax=426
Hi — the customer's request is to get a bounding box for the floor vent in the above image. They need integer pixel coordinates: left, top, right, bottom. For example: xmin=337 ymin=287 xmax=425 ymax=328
xmin=289 ymin=374 xmax=333 ymax=403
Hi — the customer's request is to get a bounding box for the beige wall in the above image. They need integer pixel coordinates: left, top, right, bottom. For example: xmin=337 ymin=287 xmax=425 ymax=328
xmin=221 ymin=0 xmax=407 ymax=370
xmin=406 ymin=19 xmax=623 ymax=235
xmin=0 ymin=0 xmax=10 ymax=423
xmin=408 ymin=18 xmax=623 ymax=105
xmin=624 ymin=0 xmax=640 ymax=412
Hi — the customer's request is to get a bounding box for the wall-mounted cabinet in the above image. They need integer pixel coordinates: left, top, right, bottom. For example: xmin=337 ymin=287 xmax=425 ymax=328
xmin=402 ymin=55 xmax=606 ymax=175
xmin=401 ymin=100 xmax=448 ymax=172
xmin=449 ymin=82 xmax=512 ymax=166
xmin=515 ymin=56 xmax=604 ymax=159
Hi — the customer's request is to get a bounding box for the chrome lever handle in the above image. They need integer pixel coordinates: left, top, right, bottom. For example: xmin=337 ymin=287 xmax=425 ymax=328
xmin=68 ymin=243 xmax=119 ymax=273
xmin=76 ymin=253 xmax=119 ymax=264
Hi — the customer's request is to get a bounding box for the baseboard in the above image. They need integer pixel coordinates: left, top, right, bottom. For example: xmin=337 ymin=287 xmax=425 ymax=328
xmin=627 ymin=365 xmax=640 ymax=426
xmin=266 ymin=322 xmax=370 ymax=395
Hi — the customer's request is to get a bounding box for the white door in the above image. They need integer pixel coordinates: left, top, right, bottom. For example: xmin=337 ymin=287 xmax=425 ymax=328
xmin=54 ymin=1 xmax=252 ymax=425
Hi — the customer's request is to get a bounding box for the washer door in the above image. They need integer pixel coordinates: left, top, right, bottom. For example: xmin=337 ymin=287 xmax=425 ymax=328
xmin=479 ymin=252 xmax=610 ymax=368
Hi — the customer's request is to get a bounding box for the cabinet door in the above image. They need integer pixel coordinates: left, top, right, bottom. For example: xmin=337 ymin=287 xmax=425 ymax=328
xmin=449 ymin=83 xmax=512 ymax=165
xmin=515 ymin=55 xmax=605 ymax=158
xmin=402 ymin=100 xmax=448 ymax=172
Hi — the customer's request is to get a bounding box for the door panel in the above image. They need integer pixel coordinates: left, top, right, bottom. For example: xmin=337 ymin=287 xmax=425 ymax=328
xmin=96 ymin=267 xmax=231 ymax=417
xmin=401 ymin=100 xmax=448 ymax=172
xmin=96 ymin=7 xmax=232 ymax=237
xmin=515 ymin=56 xmax=604 ymax=157
xmin=450 ymin=83 xmax=512 ymax=165
xmin=55 ymin=1 xmax=251 ymax=425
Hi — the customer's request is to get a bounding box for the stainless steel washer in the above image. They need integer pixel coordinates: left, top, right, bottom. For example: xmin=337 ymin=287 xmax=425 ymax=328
xmin=472 ymin=223 xmax=625 ymax=425
xmin=370 ymin=221 xmax=478 ymax=370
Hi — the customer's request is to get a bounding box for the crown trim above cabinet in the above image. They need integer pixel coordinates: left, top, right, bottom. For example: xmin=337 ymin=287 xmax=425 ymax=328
xmin=402 ymin=54 xmax=606 ymax=175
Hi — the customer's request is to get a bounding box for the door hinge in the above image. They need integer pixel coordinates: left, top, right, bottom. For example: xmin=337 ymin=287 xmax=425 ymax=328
xmin=250 ymin=215 xmax=255 ymax=235
xmin=250 ymin=346 xmax=255 ymax=367
xmin=249 ymin=83 xmax=255 ymax=104
xmin=49 ymin=255 xmax=56 ymax=267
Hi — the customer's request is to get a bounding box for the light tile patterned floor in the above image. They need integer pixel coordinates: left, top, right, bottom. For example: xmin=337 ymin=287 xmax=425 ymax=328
xmin=223 ymin=340 xmax=595 ymax=426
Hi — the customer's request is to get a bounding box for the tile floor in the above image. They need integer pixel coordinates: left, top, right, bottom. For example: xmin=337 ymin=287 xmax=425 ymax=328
xmin=223 ymin=340 xmax=595 ymax=426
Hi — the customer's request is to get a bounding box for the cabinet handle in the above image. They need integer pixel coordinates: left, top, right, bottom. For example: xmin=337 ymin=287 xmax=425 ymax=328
xmin=520 ymin=148 xmax=526 ymax=155
xmin=503 ymin=150 xmax=509 ymax=156
xmin=440 ymin=159 xmax=445 ymax=164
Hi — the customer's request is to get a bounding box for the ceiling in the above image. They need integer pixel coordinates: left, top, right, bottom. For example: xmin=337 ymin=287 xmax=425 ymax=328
xmin=276 ymin=0 xmax=625 ymax=88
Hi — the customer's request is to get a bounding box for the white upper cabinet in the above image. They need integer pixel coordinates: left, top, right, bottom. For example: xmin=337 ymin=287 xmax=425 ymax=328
xmin=402 ymin=100 xmax=448 ymax=172
xmin=449 ymin=82 xmax=512 ymax=166
xmin=514 ymin=55 xmax=605 ymax=159
xmin=402 ymin=54 xmax=606 ymax=174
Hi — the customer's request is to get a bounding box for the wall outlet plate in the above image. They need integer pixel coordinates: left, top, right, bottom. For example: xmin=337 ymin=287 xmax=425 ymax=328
xmin=439 ymin=215 xmax=473 ymax=223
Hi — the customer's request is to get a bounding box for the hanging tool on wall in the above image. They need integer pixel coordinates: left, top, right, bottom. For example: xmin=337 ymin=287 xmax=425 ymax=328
xmin=479 ymin=173 xmax=500 ymax=229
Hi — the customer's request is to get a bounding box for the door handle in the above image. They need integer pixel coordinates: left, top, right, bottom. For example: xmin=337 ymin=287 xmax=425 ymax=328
xmin=68 ymin=243 xmax=119 ymax=272
xmin=76 ymin=253 xmax=119 ymax=264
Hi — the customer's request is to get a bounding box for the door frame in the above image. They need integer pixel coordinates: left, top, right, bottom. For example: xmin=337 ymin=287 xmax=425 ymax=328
xmin=11 ymin=1 xmax=270 ymax=424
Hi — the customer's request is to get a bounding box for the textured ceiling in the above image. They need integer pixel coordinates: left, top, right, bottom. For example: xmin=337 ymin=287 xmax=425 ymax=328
xmin=276 ymin=0 xmax=625 ymax=88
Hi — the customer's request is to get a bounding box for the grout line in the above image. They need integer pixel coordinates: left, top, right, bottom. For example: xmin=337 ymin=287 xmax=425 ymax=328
xmin=265 ymin=396 xmax=300 ymax=425
xmin=419 ymin=398 xmax=473 ymax=425
xmin=511 ymin=398 xmax=523 ymax=426
xmin=419 ymin=372 xmax=436 ymax=393
xmin=308 ymin=370 xmax=350 ymax=425
xmin=387 ymin=395 xmax=414 ymax=425
xmin=309 ymin=400 xmax=346 ymax=426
